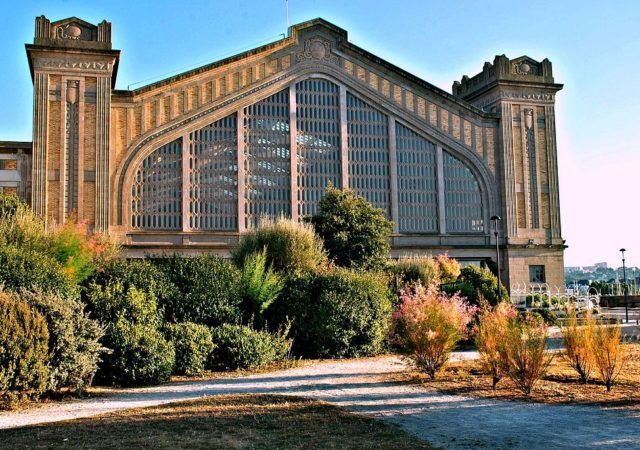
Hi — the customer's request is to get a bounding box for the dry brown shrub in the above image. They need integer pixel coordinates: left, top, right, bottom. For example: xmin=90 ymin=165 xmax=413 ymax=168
xmin=498 ymin=312 xmax=553 ymax=395
xmin=592 ymin=320 xmax=626 ymax=392
xmin=474 ymin=301 xmax=516 ymax=389
xmin=561 ymin=307 xmax=596 ymax=383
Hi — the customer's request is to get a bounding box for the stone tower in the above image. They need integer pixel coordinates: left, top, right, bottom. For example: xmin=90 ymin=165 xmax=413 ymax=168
xmin=453 ymin=55 xmax=565 ymax=288
xmin=26 ymin=16 xmax=119 ymax=230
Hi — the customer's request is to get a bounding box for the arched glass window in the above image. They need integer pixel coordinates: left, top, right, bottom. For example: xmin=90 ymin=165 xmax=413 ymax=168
xmin=189 ymin=114 xmax=238 ymax=230
xmin=296 ymin=79 xmax=342 ymax=217
xmin=443 ymin=152 xmax=483 ymax=232
xmin=347 ymin=93 xmax=390 ymax=214
xmin=395 ymin=123 xmax=438 ymax=232
xmin=244 ymin=89 xmax=291 ymax=228
xmin=131 ymin=138 xmax=182 ymax=230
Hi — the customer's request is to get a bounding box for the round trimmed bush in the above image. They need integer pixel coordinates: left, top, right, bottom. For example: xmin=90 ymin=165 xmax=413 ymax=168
xmin=210 ymin=324 xmax=291 ymax=370
xmin=0 ymin=292 xmax=50 ymax=401
xmin=167 ymin=322 xmax=216 ymax=376
xmin=268 ymin=268 xmax=393 ymax=358
xmin=97 ymin=320 xmax=175 ymax=387
xmin=233 ymin=216 xmax=327 ymax=275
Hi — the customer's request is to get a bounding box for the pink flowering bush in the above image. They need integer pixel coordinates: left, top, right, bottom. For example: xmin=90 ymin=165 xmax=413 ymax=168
xmin=392 ymin=284 xmax=477 ymax=378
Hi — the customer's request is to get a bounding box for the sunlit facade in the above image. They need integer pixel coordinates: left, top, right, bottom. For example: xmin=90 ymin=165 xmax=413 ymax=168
xmin=9 ymin=16 xmax=567 ymax=289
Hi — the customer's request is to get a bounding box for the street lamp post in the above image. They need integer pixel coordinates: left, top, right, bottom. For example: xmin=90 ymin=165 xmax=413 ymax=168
xmin=491 ymin=215 xmax=502 ymax=301
xmin=620 ymin=248 xmax=629 ymax=323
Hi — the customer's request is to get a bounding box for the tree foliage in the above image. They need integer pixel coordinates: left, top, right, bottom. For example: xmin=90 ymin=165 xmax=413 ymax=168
xmin=310 ymin=185 xmax=393 ymax=271
xmin=442 ymin=265 xmax=509 ymax=307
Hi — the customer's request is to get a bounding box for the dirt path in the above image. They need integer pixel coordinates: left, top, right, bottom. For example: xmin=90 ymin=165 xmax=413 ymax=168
xmin=1 ymin=356 xmax=639 ymax=449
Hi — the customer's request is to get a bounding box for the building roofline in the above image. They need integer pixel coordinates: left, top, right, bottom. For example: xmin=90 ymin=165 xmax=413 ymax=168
xmin=111 ymin=17 xmax=496 ymax=118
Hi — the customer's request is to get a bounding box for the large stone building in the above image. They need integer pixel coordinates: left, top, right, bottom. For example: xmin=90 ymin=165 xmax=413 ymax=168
xmin=3 ymin=15 xmax=567 ymax=289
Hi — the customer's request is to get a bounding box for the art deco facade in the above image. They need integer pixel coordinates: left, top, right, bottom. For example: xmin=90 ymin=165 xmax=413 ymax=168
xmin=5 ymin=16 xmax=566 ymax=289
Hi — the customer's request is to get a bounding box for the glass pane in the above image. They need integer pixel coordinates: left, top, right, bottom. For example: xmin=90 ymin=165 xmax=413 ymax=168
xmin=131 ymin=138 xmax=183 ymax=230
xmin=296 ymin=79 xmax=342 ymax=218
xmin=244 ymin=90 xmax=291 ymax=229
xmin=347 ymin=93 xmax=390 ymax=214
xmin=395 ymin=123 xmax=437 ymax=232
xmin=189 ymin=114 xmax=238 ymax=231
xmin=443 ymin=152 xmax=483 ymax=232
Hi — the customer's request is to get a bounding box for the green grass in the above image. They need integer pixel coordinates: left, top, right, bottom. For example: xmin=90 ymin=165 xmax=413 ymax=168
xmin=0 ymin=394 xmax=434 ymax=449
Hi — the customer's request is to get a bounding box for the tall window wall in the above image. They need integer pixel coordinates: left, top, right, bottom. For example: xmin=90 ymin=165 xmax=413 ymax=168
xmin=244 ymin=90 xmax=291 ymax=228
xmin=129 ymin=78 xmax=486 ymax=235
xmin=296 ymin=79 xmax=342 ymax=217
xmin=347 ymin=93 xmax=390 ymax=214
xmin=189 ymin=115 xmax=238 ymax=231
xmin=131 ymin=138 xmax=182 ymax=230
xmin=395 ymin=123 xmax=438 ymax=232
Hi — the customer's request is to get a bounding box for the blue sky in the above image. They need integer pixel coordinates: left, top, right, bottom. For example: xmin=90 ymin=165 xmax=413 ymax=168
xmin=1 ymin=0 xmax=638 ymax=268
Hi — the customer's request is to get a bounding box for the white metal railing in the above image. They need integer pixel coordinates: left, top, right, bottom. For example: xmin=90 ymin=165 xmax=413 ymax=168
xmin=510 ymin=282 xmax=600 ymax=312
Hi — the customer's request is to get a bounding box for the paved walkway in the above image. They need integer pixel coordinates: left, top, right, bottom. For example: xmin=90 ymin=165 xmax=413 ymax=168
xmin=1 ymin=356 xmax=639 ymax=449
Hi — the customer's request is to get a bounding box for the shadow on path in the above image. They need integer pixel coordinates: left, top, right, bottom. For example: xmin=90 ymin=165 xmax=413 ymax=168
xmin=1 ymin=356 xmax=638 ymax=449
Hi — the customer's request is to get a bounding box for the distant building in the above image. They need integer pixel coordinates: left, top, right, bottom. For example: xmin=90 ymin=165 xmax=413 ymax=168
xmin=1 ymin=16 xmax=567 ymax=289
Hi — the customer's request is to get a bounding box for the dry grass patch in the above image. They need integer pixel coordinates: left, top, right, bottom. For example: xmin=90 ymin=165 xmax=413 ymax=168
xmin=0 ymin=394 xmax=433 ymax=449
xmin=393 ymin=343 xmax=640 ymax=408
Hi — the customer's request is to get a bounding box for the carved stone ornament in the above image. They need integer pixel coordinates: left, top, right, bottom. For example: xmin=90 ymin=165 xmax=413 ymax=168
xmin=56 ymin=23 xmax=86 ymax=40
xmin=513 ymin=61 xmax=539 ymax=76
xmin=524 ymin=109 xmax=534 ymax=129
xmin=296 ymin=38 xmax=339 ymax=65
xmin=35 ymin=58 xmax=111 ymax=72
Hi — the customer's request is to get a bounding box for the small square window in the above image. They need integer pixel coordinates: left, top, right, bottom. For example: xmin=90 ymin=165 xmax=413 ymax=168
xmin=529 ymin=265 xmax=546 ymax=283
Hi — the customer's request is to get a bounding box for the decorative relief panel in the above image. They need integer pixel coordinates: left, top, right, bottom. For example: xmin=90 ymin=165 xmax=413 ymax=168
xmin=35 ymin=59 xmax=111 ymax=72
xmin=64 ymin=80 xmax=79 ymax=218
xmin=55 ymin=23 xmax=91 ymax=40
xmin=296 ymin=38 xmax=339 ymax=65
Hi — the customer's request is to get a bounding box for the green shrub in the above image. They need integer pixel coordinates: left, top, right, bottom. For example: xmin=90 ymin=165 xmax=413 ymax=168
xmin=51 ymin=221 xmax=120 ymax=284
xmin=0 ymin=243 xmax=78 ymax=298
xmin=269 ymin=268 xmax=393 ymax=358
xmin=97 ymin=319 xmax=175 ymax=387
xmin=86 ymin=258 xmax=178 ymax=313
xmin=210 ymin=324 xmax=291 ymax=370
xmin=85 ymin=283 xmax=161 ymax=327
xmin=0 ymin=193 xmax=27 ymax=219
xmin=167 ymin=322 xmax=216 ymax=376
xmin=233 ymin=216 xmax=327 ymax=275
xmin=388 ymin=256 xmax=440 ymax=293
xmin=22 ymin=290 xmax=105 ymax=392
xmin=528 ymin=308 xmax=559 ymax=326
xmin=310 ymin=185 xmax=393 ymax=271
xmin=0 ymin=202 xmax=53 ymax=254
xmin=153 ymin=255 xmax=243 ymax=327
xmin=0 ymin=292 xmax=50 ymax=402
xmin=238 ymin=248 xmax=283 ymax=325
xmin=442 ymin=265 xmax=509 ymax=307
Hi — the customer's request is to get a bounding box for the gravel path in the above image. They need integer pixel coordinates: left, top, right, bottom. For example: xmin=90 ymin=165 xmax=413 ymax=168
xmin=1 ymin=355 xmax=639 ymax=449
